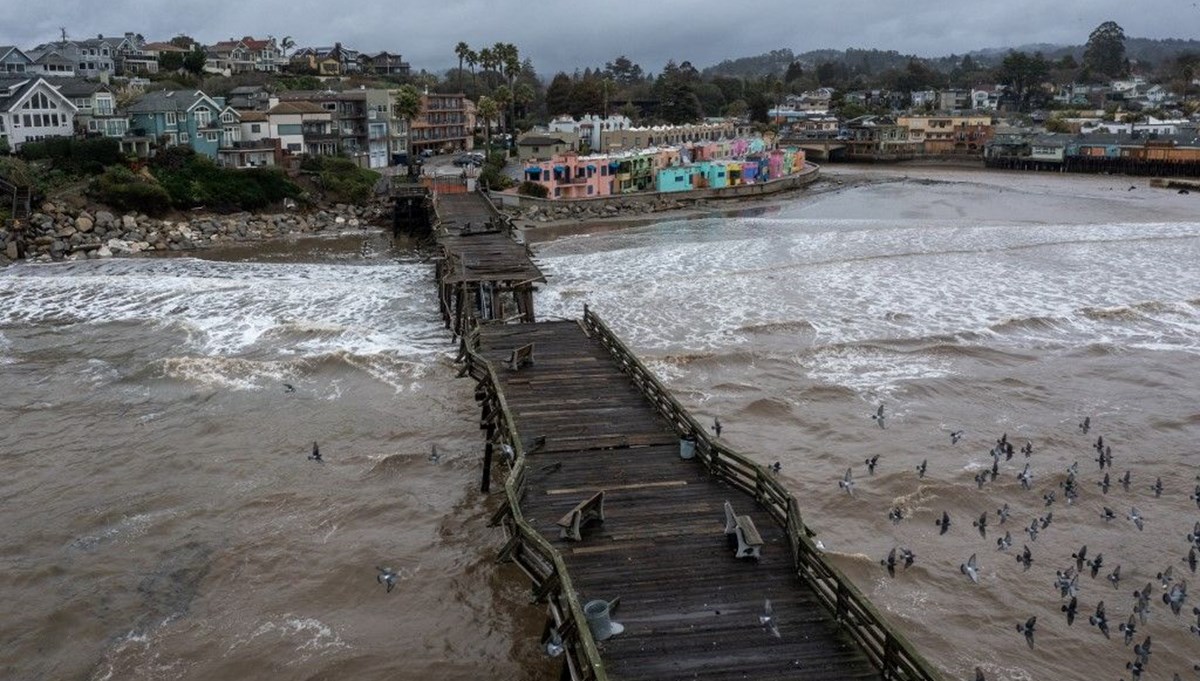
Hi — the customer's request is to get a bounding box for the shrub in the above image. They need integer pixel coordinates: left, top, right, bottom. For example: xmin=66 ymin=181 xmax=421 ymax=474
xmin=315 ymin=157 xmax=380 ymax=204
xmin=90 ymin=166 xmax=172 ymax=215
xmin=149 ymin=148 xmax=300 ymax=212
xmin=19 ymin=137 xmax=123 ymax=175
xmin=517 ymin=181 xmax=548 ymax=198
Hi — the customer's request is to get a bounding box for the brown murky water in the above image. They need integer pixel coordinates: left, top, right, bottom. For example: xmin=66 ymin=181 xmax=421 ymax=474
xmin=2 ymin=168 xmax=1198 ymax=680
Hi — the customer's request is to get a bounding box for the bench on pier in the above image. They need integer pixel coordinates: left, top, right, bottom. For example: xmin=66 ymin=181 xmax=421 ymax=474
xmin=557 ymin=490 xmax=605 ymax=541
xmin=723 ymin=500 xmax=763 ymax=560
xmin=508 ymin=343 xmax=535 ymax=371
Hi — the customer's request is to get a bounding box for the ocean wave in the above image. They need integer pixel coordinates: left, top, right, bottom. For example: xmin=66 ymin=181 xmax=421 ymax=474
xmin=145 ymin=350 xmax=434 ymax=393
xmin=736 ymin=319 xmax=817 ymax=335
xmin=739 ymin=396 xmax=795 ymax=420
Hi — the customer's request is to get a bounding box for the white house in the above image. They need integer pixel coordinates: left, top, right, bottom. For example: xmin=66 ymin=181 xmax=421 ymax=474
xmin=265 ymin=100 xmax=335 ymax=155
xmin=0 ymin=76 xmax=78 ymax=150
xmin=549 ymin=114 xmax=631 ymax=152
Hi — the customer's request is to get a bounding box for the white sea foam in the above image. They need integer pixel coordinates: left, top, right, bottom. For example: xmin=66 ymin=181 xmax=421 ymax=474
xmin=534 ymin=217 xmax=1200 ymax=390
xmin=0 ymin=258 xmax=447 ymax=360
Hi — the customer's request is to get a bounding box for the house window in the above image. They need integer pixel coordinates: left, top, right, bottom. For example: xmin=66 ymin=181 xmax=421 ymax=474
xmin=180 ymin=132 xmax=189 ymax=143
xmin=194 ymin=109 xmax=211 ymax=126
xmin=554 ymin=187 xmax=561 ymax=197
xmin=250 ymin=123 xmax=261 ymax=133
xmin=205 ymin=131 xmax=218 ymax=142
xmin=587 ymin=186 xmax=594 ymax=195
xmin=221 ymin=112 xmax=235 ymax=123
xmin=165 ymin=112 xmax=177 ymax=125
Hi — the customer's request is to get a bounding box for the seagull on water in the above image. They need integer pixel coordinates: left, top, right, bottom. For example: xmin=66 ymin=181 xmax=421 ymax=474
xmin=950 ymin=430 xmax=964 ymax=444
xmin=429 ymin=444 xmax=441 ymax=464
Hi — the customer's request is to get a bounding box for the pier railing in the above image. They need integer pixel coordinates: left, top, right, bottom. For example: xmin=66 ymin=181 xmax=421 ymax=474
xmin=580 ymin=305 xmax=943 ymax=681
xmin=459 ymin=330 xmax=610 ymax=681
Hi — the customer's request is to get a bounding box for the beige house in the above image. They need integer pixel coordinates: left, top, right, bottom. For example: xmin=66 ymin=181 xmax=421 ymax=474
xmin=516 ymin=132 xmax=577 ymax=162
xmin=897 ymin=114 xmax=993 ymax=155
xmin=599 ymin=121 xmax=735 ymax=153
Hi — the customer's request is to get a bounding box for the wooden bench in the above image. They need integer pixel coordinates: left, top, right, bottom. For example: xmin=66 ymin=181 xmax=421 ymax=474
xmin=723 ymin=500 xmax=763 ymax=559
xmin=508 ymin=343 xmax=534 ymax=371
xmin=557 ymin=490 xmax=605 ymax=541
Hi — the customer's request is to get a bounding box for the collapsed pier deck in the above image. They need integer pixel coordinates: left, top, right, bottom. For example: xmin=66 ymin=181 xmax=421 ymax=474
xmin=476 ymin=321 xmax=879 ymax=680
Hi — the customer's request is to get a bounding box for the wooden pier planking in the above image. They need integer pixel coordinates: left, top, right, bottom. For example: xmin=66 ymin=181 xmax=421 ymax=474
xmin=431 ymin=191 xmax=941 ymax=681
xmin=477 ymin=321 xmax=880 ymax=681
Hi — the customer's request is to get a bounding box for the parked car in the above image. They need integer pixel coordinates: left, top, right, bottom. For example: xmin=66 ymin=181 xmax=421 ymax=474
xmin=452 ymin=153 xmax=482 ymax=167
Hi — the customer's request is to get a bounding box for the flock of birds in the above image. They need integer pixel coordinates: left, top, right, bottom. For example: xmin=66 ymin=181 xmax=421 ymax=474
xmin=721 ymin=403 xmax=1200 ymax=680
xmin=824 ymin=405 xmax=1200 ymax=681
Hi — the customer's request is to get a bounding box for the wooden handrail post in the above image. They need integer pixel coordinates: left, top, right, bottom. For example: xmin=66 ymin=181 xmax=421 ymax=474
xmin=481 ymin=422 xmax=495 ymax=493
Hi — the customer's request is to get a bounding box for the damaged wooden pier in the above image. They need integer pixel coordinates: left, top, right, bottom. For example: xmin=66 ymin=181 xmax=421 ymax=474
xmin=433 ymin=192 xmax=942 ymax=681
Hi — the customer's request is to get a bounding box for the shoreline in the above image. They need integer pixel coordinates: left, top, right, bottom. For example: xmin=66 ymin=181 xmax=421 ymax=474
xmin=515 ymin=170 xmax=905 ymax=240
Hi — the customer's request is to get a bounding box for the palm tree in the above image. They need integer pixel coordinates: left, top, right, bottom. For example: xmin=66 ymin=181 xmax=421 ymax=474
xmin=476 ymin=95 xmax=498 ymax=153
xmin=477 ymin=47 xmax=495 ymax=90
xmin=393 ymin=84 xmax=423 ymax=170
xmin=513 ymin=82 xmax=535 ymax=125
xmin=454 ymin=41 xmax=470 ymax=93
xmin=465 ymin=48 xmax=478 ymax=93
xmin=493 ymin=85 xmax=513 ymax=143
xmin=497 ymin=43 xmax=520 ymax=142
xmin=280 ymin=35 xmax=295 ymax=59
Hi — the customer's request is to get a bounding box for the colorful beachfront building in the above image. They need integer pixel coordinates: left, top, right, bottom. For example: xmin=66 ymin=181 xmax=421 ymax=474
xmin=655 ymin=147 xmax=806 ymax=193
xmin=519 ymin=137 xmax=802 ymax=199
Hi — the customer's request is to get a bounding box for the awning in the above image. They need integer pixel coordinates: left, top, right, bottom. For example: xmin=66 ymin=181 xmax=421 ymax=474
xmin=608 ymin=161 xmax=620 ymax=168
xmin=586 ymin=164 xmax=596 ymax=171
xmin=525 ymin=167 xmax=542 ymax=174
xmin=554 ymin=165 xmax=566 ymax=172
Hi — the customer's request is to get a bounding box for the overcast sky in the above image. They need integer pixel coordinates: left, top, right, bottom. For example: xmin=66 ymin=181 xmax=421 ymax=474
xmin=3 ymin=0 xmax=1196 ymax=76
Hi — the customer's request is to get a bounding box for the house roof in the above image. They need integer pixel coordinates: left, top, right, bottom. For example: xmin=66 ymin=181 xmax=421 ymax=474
xmin=47 ymin=77 xmax=109 ymax=97
xmin=239 ymin=110 xmax=268 ymax=122
xmin=0 ymin=76 xmax=77 ymax=113
xmin=34 ymin=52 xmax=73 ymax=66
xmin=519 ymin=135 xmax=570 ymax=146
xmin=267 ymin=101 xmax=326 ymax=115
xmin=0 ymin=46 xmax=32 ymax=63
xmin=229 ymin=85 xmax=266 ymax=95
xmin=141 ymin=41 xmax=187 ymax=53
xmin=127 ymin=89 xmax=216 ymax=114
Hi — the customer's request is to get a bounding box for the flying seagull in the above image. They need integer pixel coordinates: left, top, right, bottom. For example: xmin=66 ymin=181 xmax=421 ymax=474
xmin=376 ymin=566 xmax=399 ymax=593
xmin=960 ymin=553 xmax=980 ymax=584
xmin=838 ymin=468 xmax=855 ymax=496
xmin=871 ymin=403 xmax=886 ymax=428
xmin=713 ymin=416 xmax=722 ymax=437
xmin=1016 ymin=616 xmax=1036 ymax=648
xmin=308 ymin=441 xmax=322 ymax=462
xmin=936 ymin=511 xmax=951 ymax=535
